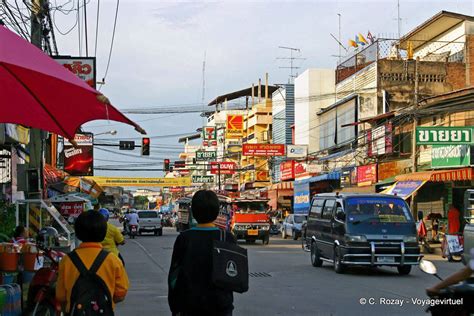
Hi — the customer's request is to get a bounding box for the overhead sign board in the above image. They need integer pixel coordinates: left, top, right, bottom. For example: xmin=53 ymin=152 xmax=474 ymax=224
xmin=431 ymin=145 xmax=471 ymax=168
xmin=280 ymin=160 xmax=295 ymax=181
xmin=242 ymin=144 xmax=285 ymax=156
xmin=226 ymin=115 xmax=244 ymax=138
xmin=87 ymin=177 xmax=192 ymax=187
xmin=202 ymin=126 xmax=217 ymax=140
xmin=416 ymin=126 xmax=473 ymax=145
xmin=54 ymin=56 xmax=96 ymax=88
xmin=287 ymin=145 xmax=308 ymax=158
xmin=210 ymin=162 xmax=236 ymax=175
xmin=195 ymin=150 xmax=217 ymax=161
xmin=357 ymin=164 xmax=377 ymax=187
xmin=192 ymin=175 xmax=215 ymax=184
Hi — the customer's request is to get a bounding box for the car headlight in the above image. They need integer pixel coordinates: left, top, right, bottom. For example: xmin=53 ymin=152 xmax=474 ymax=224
xmin=345 ymin=234 xmax=367 ymax=242
xmin=403 ymin=236 xmax=418 ymax=243
xmin=261 ymin=225 xmax=270 ymax=230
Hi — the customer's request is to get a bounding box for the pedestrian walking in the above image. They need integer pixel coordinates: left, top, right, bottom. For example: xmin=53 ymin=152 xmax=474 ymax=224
xmin=168 ymin=190 xmax=236 ymax=316
xmin=56 ymin=210 xmax=129 ymax=315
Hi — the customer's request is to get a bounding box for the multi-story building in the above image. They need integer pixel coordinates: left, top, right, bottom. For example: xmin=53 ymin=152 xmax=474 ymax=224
xmin=294 ymin=69 xmax=335 ymax=154
xmin=271 ymin=84 xmax=295 ymax=183
xmin=293 ymin=10 xmax=474 ymax=214
xmin=207 ymin=83 xmax=278 ymax=191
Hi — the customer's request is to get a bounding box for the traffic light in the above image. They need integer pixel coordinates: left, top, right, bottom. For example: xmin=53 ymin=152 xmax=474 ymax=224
xmin=119 ymin=140 xmax=135 ymax=150
xmin=141 ymin=137 xmax=150 ymax=156
xmin=164 ymin=159 xmax=170 ymax=172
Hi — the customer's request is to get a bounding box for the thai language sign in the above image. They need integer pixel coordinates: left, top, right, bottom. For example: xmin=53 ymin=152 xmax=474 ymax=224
xmin=54 ymin=57 xmax=96 ymax=88
xmin=192 ymin=175 xmax=214 ymax=184
xmin=385 ymin=181 xmax=426 ymax=200
xmin=210 ymin=162 xmax=236 ymax=175
xmin=416 ymin=127 xmax=473 ymax=145
xmin=431 ymin=145 xmax=471 ymax=168
xmin=357 ymin=164 xmax=377 ymax=187
xmin=195 ymin=150 xmax=217 ymax=161
xmin=87 ymin=177 xmax=192 ymax=187
xmin=280 ymin=160 xmax=295 ymax=181
xmin=293 ymin=181 xmax=310 ymax=214
xmin=242 ymin=144 xmax=285 ymax=156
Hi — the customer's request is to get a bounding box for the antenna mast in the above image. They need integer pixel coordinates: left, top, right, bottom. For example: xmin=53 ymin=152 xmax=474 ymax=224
xmin=277 ymin=46 xmax=305 ymax=83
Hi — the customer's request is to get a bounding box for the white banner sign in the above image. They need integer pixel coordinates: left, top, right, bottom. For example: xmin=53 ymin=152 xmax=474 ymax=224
xmin=287 ymin=145 xmax=308 ymax=158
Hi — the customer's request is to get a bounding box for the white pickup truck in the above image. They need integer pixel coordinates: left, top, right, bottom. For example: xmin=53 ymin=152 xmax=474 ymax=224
xmin=463 ymin=190 xmax=474 ymax=263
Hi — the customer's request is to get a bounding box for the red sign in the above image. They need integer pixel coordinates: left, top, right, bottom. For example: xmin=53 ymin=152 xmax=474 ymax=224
xmin=242 ymin=144 xmax=285 ymax=156
xmin=170 ymin=187 xmax=184 ymax=193
xmin=54 ymin=57 xmax=96 ymax=88
xmin=59 ymin=202 xmax=83 ymax=217
xmin=357 ymin=164 xmax=377 ymax=186
xmin=280 ymin=161 xmax=295 ymax=180
xmin=62 ymin=133 xmax=94 ymax=176
xmin=210 ymin=162 xmax=236 ymax=175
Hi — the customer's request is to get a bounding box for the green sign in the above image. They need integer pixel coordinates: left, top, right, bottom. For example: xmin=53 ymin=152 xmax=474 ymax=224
xmin=431 ymin=145 xmax=471 ymax=168
xmin=192 ymin=175 xmax=214 ymax=184
xmin=416 ymin=126 xmax=473 ymax=145
xmin=196 ymin=150 xmax=217 ymax=161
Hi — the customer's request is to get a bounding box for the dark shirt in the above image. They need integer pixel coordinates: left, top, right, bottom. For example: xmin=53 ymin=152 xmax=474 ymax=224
xmin=168 ymin=227 xmax=236 ymax=315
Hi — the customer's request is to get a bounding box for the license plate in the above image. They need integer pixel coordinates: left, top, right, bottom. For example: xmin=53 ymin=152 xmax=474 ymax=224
xmin=247 ymin=229 xmax=258 ymax=236
xmin=377 ymin=256 xmax=395 ymax=263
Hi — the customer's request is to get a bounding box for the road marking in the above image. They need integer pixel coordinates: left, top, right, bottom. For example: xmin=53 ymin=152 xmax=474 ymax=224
xmin=130 ymin=239 xmax=166 ymax=273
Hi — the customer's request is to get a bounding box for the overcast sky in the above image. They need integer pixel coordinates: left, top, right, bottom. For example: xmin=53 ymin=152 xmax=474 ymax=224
xmin=50 ymin=0 xmax=474 ymax=177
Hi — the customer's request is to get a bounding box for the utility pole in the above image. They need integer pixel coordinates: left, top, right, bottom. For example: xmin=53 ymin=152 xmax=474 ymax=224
xmin=29 ymin=0 xmax=45 ymax=199
xmin=410 ymin=57 xmax=420 ymax=213
xmin=277 ymin=46 xmax=305 ymax=83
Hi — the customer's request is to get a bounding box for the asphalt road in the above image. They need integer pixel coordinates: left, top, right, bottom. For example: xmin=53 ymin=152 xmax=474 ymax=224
xmin=115 ymin=226 xmax=463 ymax=316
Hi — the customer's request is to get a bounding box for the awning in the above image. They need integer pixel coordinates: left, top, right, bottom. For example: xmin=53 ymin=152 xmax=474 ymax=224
xmin=382 ymin=180 xmax=427 ymax=200
xmin=395 ymin=168 xmax=473 ymax=182
xmin=295 ymin=171 xmax=341 ymax=185
xmin=269 ymin=181 xmax=294 ymax=190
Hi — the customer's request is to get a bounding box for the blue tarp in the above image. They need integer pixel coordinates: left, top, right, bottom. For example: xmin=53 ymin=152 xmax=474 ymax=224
xmin=295 ymin=171 xmax=341 ymax=185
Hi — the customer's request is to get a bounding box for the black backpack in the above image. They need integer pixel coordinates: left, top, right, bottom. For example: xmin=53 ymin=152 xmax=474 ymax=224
xmin=68 ymin=250 xmax=114 ymax=316
xmin=211 ymin=230 xmax=249 ymax=293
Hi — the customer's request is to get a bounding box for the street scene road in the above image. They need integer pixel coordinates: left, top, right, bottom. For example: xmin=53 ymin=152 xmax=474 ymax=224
xmin=116 ymin=227 xmax=462 ymax=316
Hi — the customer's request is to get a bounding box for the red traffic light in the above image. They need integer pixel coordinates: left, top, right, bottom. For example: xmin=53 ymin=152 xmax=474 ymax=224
xmin=143 ymin=137 xmax=150 ymax=144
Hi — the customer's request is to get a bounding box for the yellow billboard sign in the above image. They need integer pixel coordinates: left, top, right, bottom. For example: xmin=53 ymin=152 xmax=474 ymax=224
xmin=86 ymin=177 xmax=192 ymax=187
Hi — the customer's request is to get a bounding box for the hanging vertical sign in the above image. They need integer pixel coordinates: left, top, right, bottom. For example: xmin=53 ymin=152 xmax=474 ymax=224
xmin=62 ymin=133 xmax=94 ymax=176
xmin=226 ymin=115 xmax=244 ymax=138
xmin=202 ymin=126 xmax=217 ymax=140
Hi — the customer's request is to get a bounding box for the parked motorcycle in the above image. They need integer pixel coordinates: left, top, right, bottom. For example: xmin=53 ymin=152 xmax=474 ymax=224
xmin=24 ymin=227 xmax=65 ymax=316
xmin=420 ymin=259 xmax=474 ymax=315
xmin=441 ymin=232 xmax=464 ymax=263
xmin=129 ymin=224 xmax=138 ymax=239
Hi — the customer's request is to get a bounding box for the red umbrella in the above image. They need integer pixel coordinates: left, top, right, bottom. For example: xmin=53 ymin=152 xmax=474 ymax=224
xmin=0 ymin=26 xmax=145 ymax=141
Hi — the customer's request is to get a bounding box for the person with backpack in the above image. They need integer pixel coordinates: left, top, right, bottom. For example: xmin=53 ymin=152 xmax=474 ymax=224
xmin=56 ymin=210 xmax=129 ymax=315
xmin=168 ymin=190 xmax=238 ymax=316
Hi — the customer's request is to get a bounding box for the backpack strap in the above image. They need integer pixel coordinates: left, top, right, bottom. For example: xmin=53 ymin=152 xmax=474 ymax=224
xmin=69 ymin=249 xmax=109 ymax=275
xmin=68 ymin=251 xmax=88 ymax=276
xmin=89 ymin=250 xmax=109 ymax=274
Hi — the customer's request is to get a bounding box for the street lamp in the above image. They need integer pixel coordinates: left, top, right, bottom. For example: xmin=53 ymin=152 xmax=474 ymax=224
xmin=94 ymin=130 xmax=117 ymax=136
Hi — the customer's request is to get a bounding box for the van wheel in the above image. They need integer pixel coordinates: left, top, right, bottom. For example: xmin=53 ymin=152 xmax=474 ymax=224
xmin=158 ymin=228 xmax=163 ymax=236
xmin=397 ymin=265 xmax=412 ymax=275
xmin=311 ymin=242 xmax=323 ymax=267
xmin=293 ymin=230 xmax=298 ymax=241
xmin=333 ymin=246 xmax=346 ymax=274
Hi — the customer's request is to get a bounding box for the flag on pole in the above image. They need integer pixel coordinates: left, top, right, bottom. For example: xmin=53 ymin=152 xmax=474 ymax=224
xmin=355 ymin=35 xmax=366 ymax=46
xmin=367 ymin=31 xmax=375 ymax=44
xmin=348 ymin=39 xmax=358 ymax=48
xmin=358 ymin=33 xmax=368 ymax=45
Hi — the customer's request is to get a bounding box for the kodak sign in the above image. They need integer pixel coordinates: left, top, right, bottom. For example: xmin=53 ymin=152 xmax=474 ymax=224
xmin=226 ymin=115 xmax=244 ymax=138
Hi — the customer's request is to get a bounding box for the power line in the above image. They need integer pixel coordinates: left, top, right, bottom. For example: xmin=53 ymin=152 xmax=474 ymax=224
xmin=83 ymin=0 xmax=88 ymax=56
xmin=99 ymin=0 xmax=119 ymax=89
xmin=94 ymin=0 xmax=99 ymax=56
